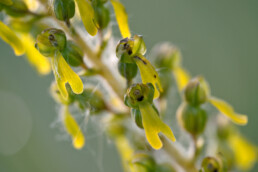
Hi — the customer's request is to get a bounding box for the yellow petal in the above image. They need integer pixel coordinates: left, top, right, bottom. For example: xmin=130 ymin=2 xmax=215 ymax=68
xmin=140 ymin=103 xmax=175 ymax=150
xmin=110 ymin=0 xmax=131 ymax=38
xmin=173 ymin=67 xmax=190 ymax=91
xmin=74 ymin=0 xmax=98 ymax=36
xmin=0 ymin=21 xmax=24 ymax=56
xmin=228 ymin=133 xmax=257 ymax=170
xmin=51 ymin=53 xmax=83 ymax=99
xmin=21 ymin=34 xmax=51 ymax=75
xmin=115 ymin=136 xmax=136 ymax=172
xmin=133 ymin=54 xmax=163 ymax=99
xmin=209 ymin=97 xmax=248 ymax=125
xmin=63 ymin=107 xmax=85 ymax=149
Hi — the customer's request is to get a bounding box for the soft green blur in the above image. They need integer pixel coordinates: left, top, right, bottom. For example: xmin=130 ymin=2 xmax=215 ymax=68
xmin=0 ymin=0 xmax=257 ymax=171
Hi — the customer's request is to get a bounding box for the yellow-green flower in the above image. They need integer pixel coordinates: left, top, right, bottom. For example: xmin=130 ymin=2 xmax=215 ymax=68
xmin=125 ymin=83 xmax=175 ymax=150
xmin=0 ymin=21 xmax=25 ymax=56
xmin=63 ymin=106 xmax=85 ymax=149
xmin=35 ymin=28 xmax=84 ymax=99
xmin=185 ymin=77 xmax=248 ymax=125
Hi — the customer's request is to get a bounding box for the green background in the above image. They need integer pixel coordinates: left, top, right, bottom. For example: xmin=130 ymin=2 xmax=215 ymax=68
xmin=0 ymin=0 xmax=257 ymax=171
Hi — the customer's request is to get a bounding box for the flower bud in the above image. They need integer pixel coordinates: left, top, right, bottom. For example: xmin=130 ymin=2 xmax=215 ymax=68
xmin=53 ymin=0 xmax=75 ymax=22
xmin=131 ymin=108 xmax=143 ymax=129
xmin=152 ymin=43 xmax=180 ymax=70
xmin=200 ymin=157 xmax=221 ymax=172
xmin=2 ymin=0 xmax=28 ymax=17
xmin=177 ymin=103 xmax=207 ymax=136
xmin=35 ymin=28 xmax=66 ymax=57
xmin=184 ymin=77 xmax=208 ymax=106
xmin=0 ymin=0 xmax=13 ymax=6
xmin=118 ymin=61 xmax=138 ymax=80
xmin=61 ymin=40 xmax=83 ymax=67
xmin=124 ymin=83 xmax=154 ymax=108
xmin=93 ymin=4 xmax=110 ymax=29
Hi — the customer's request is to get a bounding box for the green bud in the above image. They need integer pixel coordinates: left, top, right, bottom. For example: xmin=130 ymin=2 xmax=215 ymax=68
xmin=53 ymin=0 xmax=75 ymax=21
xmin=131 ymin=108 xmax=143 ymax=129
xmin=152 ymin=43 xmax=180 ymax=70
xmin=118 ymin=61 xmax=138 ymax=80
xmin=35 ymin=28 xmax=66 ymax=57
xmin=132 ymin=153 xmax=156 ymax=172
xmin=184 ymin=77 xmax=207 ymax=106
xmin=61 ymin=40 xmax=83 ymax=67
xmin=177 ymin=103 xmax=207 ymax=136
xmin=0 ymin=0 xmax=13 ymax=6
xmin=94 ymin=5 xmax=110 ymax=29
xmin=124 ymin=83 xmax=154 ymax=109
xmin=200 ymin=157 xmax=221 ymax=172
xmin=2 ymin=0 xmax=28 ymax=17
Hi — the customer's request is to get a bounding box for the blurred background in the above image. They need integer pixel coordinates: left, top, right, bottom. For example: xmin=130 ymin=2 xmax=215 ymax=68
xmin=0 ymin=0 xmax=257 ymax=171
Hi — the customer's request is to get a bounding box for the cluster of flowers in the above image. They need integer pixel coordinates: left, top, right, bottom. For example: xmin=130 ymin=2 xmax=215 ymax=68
xmin=0 ymin=0 xmax=256 ymax=171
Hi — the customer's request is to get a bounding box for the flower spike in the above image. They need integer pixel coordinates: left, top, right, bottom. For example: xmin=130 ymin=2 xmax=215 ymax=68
xmin=110 ymin=0 xmax=131 ymax=38
xmin=74 ymin=0 xmax=98 ymax=36
xmin=63 ymin=106 xmax=85 ymax=149
xmin=0 ymin=21 xmax=25 ymax=56
xmin=125 ymin=83 xmax=175 ymax=150
xmin=51 ymin=53 xmax=83 ymax=99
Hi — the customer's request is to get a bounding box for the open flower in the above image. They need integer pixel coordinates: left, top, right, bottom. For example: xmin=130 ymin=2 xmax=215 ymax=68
xmin=184 ymin=76 xmax=248 ymax=125
xmin=125 ymin=83 xmax=175 ymax=150
xmin=62 ymin=106 xmax=85 ymax=149
xmin=36 ymin=28 xmax=83 ymax=99
xmin=116 ymin=35 xmax=163 ymax=99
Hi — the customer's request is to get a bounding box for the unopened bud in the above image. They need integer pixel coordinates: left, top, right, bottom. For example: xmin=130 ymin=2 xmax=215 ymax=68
xmin=184 ymin=77 xmax=208 ymax=106
xmin=177 ymin=103 xmax=207 ymax=136
xmin=118 ymin=61 xmax=138 ymax=80
xmin=94 ymin=5 xmax=110 ymax=29
xmin=53 ymin=0 xmax=75 ymax=21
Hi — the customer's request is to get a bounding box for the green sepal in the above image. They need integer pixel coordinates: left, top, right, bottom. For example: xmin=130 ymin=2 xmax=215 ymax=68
xmin=118 ymin=61 xmax=138 ymax=80
xmin=61 ymin=40 xmax=83 ymax=67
